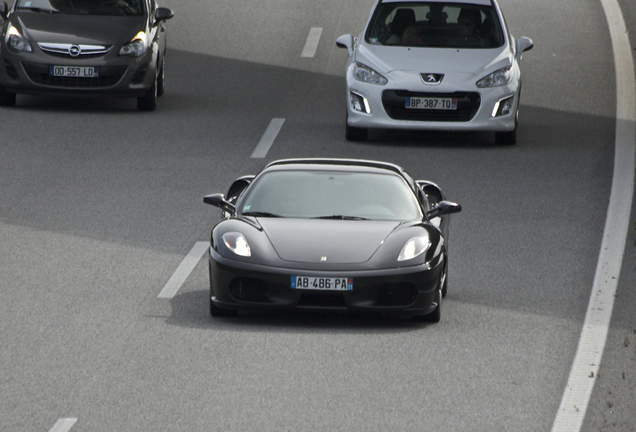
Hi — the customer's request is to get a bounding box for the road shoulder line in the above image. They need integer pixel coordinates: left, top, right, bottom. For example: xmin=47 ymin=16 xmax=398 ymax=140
xmin=551 ymin=0 xmax=636 ymax=430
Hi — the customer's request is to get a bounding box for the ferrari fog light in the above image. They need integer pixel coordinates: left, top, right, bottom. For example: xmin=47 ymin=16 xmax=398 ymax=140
xmin=222 ymin=232 xmax=251 ymax=257
xmin=491 ymin=96 xmax=515 ymax=117
xmin=350 ymin=92 xmax=370 ymax=113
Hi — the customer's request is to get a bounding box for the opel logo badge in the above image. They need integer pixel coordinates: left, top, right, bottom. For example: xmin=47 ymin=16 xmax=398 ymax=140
xmin=420 ymin=73 xmax=444 ymax=85
xmin=69 ymin=45 xmax=81 ymax=57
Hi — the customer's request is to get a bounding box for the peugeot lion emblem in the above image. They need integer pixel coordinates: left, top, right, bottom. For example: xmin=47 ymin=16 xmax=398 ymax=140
xmin=69 ymin=45 xmax=82 ymax=57
xmin=420 ymin=73 xmax=444 ymax=85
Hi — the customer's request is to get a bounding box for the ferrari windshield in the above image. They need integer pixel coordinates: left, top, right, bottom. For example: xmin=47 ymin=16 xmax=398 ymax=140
xmin=240 ymin=170 xmax=422 ymax=221
xmin=366 ymin=2 xmax=504 ymax=48
xmin=15 ymin=0 xmax=144 ymax=15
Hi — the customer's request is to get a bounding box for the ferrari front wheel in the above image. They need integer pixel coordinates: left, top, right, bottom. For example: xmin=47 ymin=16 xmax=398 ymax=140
xmin=414 ymin=289 xmax=441 ymax=323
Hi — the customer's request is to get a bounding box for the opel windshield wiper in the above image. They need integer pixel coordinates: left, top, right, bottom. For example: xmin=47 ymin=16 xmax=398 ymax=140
xmin=241 ymin=211 xmax=283 ymax=218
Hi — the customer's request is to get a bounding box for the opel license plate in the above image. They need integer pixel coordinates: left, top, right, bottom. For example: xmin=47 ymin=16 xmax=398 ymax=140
xmin=291 ymin=276 xmax=353 ymax=291
xmin=50 ymin=66 xmax=99 ymax=78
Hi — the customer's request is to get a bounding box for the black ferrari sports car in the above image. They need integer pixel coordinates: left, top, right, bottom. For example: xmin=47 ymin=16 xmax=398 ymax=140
xmin=203 ymin=159 xmax=461 ymax=322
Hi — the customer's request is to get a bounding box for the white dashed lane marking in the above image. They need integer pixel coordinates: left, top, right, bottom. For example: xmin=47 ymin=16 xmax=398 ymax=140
xmin=158 ymin=242 xmax=209 ymax=299
xmin=49 ymin=418 xmax=78 ymax=432
xmin=301 ymin=27 xmax=323 ymax=58
xmin=251 ymin=118 xmax=285 ymax=159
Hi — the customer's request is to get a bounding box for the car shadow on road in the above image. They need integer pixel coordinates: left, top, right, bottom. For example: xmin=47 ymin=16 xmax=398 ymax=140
xmin=161 ymin=289 xmax=432 ymax=334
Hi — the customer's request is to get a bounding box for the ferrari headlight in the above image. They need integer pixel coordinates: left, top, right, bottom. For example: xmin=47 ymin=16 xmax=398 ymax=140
xmin=476 ymin=66 xmax=512 ymax=88
xmin=118 ymin=31 xmax=147 ymax=57
xmin=222 ymin=232 xmax=251 ymax=257
xmin=6 ymin=24 xmax=33 ymax=53
xmin=397 ymin=234 xmax=431 ymax=262
xmin=352 ymin=62 xmax=388 ymax=86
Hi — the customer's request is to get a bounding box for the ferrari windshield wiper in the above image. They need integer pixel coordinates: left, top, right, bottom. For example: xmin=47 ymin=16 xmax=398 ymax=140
xmin=241 ymin=211 xmax=283 ymax=218
xmin=312 ymin=215 xmax=369 ymax=220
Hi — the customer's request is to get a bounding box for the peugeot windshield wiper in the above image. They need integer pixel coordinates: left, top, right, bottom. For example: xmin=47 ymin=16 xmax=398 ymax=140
xmin=241 ymin=211 xmax=283 ymax=218
xmin=312 ymin=215 xmax=369 ymax=220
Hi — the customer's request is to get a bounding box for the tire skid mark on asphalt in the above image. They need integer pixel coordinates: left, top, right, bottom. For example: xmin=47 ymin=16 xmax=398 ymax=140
xmin=551 ymin=0 xmax=636 ymax=430
xmin=251 ymin=118 xmax=285 ymax=159
xmin=157 ymin=242 xmax=208 ymax=299
xmin=301 ymin=27 xmax=323 ymax=58
xmin=49 ymin=418 xmax=78 ymax=432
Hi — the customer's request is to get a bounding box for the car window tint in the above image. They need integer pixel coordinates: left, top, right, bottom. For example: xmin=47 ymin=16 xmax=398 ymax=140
xmin=366 ymin=2 xmax=503 ymax=49
xmin=240 ymin=170 xmax=422 ymax=221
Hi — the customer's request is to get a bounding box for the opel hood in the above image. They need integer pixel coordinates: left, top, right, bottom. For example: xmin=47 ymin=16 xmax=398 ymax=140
xmin=12 ymin=12 xmax=145 ymax=45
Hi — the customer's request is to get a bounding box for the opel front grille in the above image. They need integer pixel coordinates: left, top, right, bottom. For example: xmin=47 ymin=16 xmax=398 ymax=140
xmin=37 ymin=43 xmax=112 ymax=59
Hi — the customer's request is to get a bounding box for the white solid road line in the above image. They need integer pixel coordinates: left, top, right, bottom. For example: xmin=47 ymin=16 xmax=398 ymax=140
xmin=49 ymin=418 xmax=78 ymax=432
xmin=551 ymin=0 xmax=636 ymax=430
xmin=157 ymin=242 xmax=209 ymax=299
xmin=301 ymin=27 xmax=323 ymax=58
xmin=251 ymin=118 xmax=285 ymax=159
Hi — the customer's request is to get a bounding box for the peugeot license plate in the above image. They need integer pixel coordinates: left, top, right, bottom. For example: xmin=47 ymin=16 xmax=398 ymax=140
xmin=49 ymin=66 xmax=99 ymax=78
xmin=406 ymin=97 xmax=456 ymax=110
xmin=291 ymin=276 xmax=353 ymax=291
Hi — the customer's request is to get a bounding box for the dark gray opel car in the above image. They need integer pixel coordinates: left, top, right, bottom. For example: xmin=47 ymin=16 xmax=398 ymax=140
xmin=0 ymin=0 xmax=173 ymax=110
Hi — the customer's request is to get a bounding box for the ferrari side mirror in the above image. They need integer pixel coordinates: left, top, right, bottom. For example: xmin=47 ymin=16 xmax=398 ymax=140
xmin=426 ymin=200 xmax=462 ymax=219
xmin=204 ymin=193 xmax=236 ymax=215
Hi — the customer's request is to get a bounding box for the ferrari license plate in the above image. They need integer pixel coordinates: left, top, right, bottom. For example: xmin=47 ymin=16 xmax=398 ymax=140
xmin=291 ymin=276 xmax=353 ymax=291
xmin=406 ymin=96 xmax=456 ymax=110
xmin=49 ymin=66 xmax=99 ymax=78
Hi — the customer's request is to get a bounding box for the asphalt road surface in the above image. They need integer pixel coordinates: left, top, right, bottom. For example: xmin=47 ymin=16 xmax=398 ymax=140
xmin=1 ymin=0 xmax=635 ymax=431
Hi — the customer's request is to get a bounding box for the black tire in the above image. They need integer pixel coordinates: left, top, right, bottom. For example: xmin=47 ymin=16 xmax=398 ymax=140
xmin=210 ymin=296 xmax=238 ymax=317
xmin=209 ymin=284 xmax=238 ymax=317
xmin=157 ymin=61 xmax=165 ymax=97
xmin=495 ymin=106 xmax=519 ymax=145
xmin=345 ymin=115 xmax=367 ymax=141
xmin=494 ymin=127 xmax=516 ymax=145
xmin=414 ymin=289 xmax=441 ymax=323
xmin=0 ymin=84 xmax=16 ymax=107
xmin=137 ymin=70 xmax=157 ymax=111
xmin=441 ymin=265 xmax=448 ymax=298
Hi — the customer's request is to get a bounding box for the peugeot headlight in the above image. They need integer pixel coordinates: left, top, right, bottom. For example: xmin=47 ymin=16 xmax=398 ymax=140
xmin=352 ymin=62 xmax=388 ymax=86
xmin=6 ymin=23 xmax=33 ymax=53
xmin=397 ymin=234 xmax=431 ymax=262
xmin=476 ymin=66 xmax=512 ymax=88
xmin=118 ymin=31 xmax=147 ymax=57
xmin=222 ymin=232 xmax=251 ymax=257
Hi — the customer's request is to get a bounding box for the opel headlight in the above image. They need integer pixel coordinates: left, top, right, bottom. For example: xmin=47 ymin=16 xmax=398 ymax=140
xmin=118 ymin=31 xmax=147 ymax=57
xmin=397 ymin=234 xmax=431 ymax=262
xmin=222 ymin=232 xmax=251 ymax=257
xmin=476 ymin=66 xmax=512 ymax=88
xmin=6 ymin=23 xmax=33 ymax=53
xmin=352 ymin=62 xmax=388 ymax=86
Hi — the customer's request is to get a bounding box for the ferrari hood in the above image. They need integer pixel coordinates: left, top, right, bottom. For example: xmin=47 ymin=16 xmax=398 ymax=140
xmin=259 ymin=218 xmax=401 ymax=264
xmin=13 ymin=12 xmax=145 ymax=45
xmin=356 ymin=43 xmax=512 ymax=77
